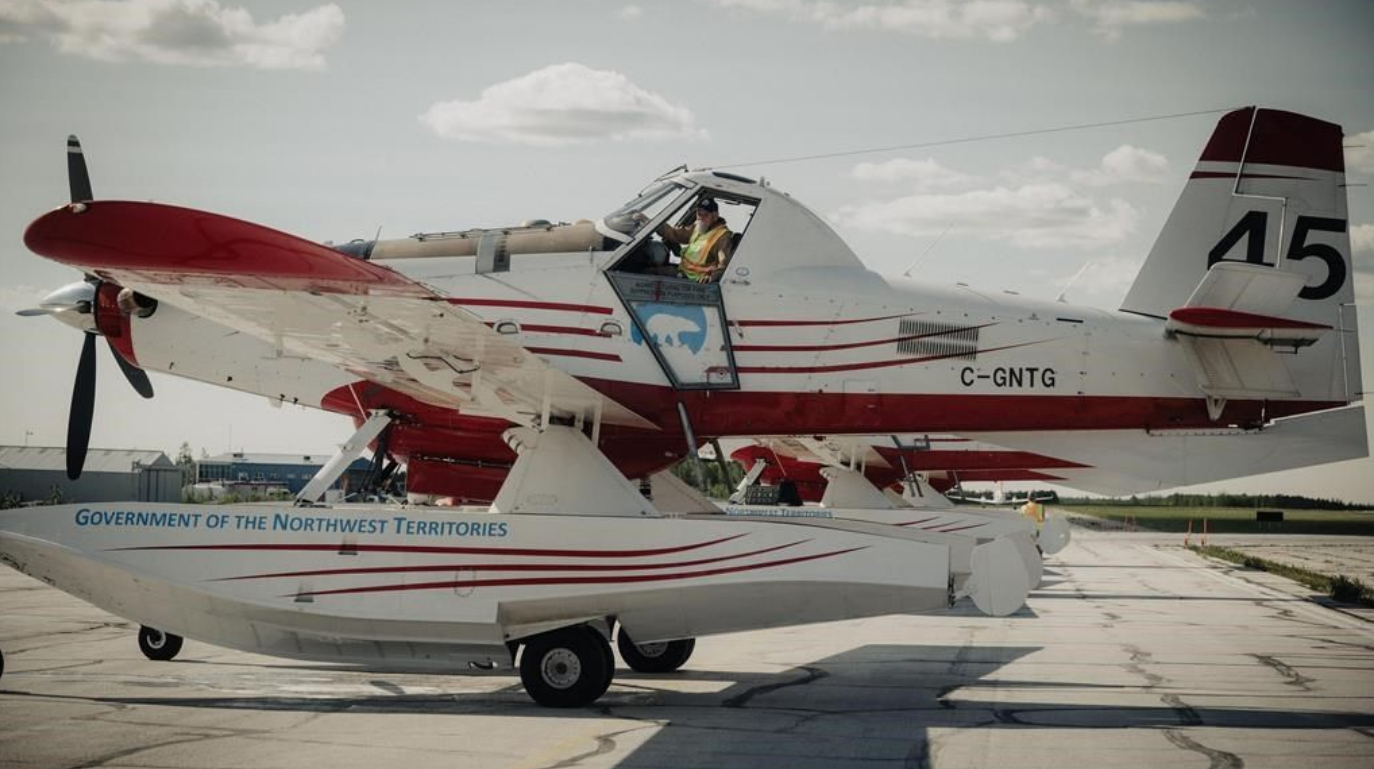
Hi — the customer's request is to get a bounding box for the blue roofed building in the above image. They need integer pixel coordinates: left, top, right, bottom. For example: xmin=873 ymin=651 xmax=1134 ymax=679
xmin=196 ymin=452 xmax=373 ymax=496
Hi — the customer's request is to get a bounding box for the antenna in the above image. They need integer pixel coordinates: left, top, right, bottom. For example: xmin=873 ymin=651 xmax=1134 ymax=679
xmin=902 ymin=224 xmax=951 ymax=278
xmin=1055 ymin=260 xmax=1097 ymax=303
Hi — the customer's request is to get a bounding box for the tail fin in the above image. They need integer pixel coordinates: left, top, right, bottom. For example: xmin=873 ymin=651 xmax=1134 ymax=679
xmin=1122 ymin=107 xmax=1361 ymax=405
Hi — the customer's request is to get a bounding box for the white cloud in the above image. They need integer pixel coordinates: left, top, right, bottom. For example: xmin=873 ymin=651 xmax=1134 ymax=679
xmin=1069 ymin=0 xmax=1204 ymax=41
xmin=0 ymin=0 xmax=57 ymax=43
xmin=712 ymin=0 xmax=1052 ymax=42
xmin=420 ymin=63 xmax=706 ymax=147
xmin=1347 ymin=130 xmax=1374 ymax=175
xmin=617 ymin=4 xmax=643 ymax=20
xmin=0 ymin=0 xmax=344 ymax=70
xmin=841 ymin=145 xmax=1162 ymax=248
xmin=1064 ymin=254 xmax=1142 ymax=303
xmin=833 ymin=182 xmax=1140 ymax=249
xmin=1071 ymin=145 xmax=1169 ymax=185
xmin=993 ymin=146 xmax=1167 ymax=186
xmin=851 ymin=157 xmax=974 ymax=190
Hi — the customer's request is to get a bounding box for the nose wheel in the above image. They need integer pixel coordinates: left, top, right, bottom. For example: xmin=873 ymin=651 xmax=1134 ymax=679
xmin=518 ymin=626 xmax=614 ymax=708
xmin=138 ymin=626 xmax=184 ymax=661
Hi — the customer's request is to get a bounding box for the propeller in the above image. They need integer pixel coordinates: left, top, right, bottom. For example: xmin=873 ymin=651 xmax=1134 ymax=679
xmin=110 ymin=343 xmax=154 ymax=399
xmin=67 ymin=334 xmax=97 ymax=479
xmin=68 ymin=134 xmax=93 ymax=202
xmin=17 ymin=135 xmax=157 ymax=479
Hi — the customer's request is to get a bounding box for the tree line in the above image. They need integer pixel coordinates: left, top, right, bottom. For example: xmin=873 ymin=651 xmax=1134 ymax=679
xmin=1058 ymin=492 xmax=1369 ymax=511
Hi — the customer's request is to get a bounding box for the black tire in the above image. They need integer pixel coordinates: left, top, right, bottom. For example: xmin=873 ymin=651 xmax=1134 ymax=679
xmin=590 ymin=626 xmax=616 ymax=685
xmin=1 ymin=647 xmax=5 ymax=679
xmin=519 ymin=626 xmax=613 ymax=708
xmin=616 ymin=629 xmax=695 ymax=673
xmin=138 ymin=626 xmax=183 ymax=661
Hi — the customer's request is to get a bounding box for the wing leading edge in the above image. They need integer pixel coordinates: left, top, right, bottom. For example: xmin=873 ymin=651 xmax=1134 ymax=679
xmin=24 ymin=201 xmax=656 ymax=430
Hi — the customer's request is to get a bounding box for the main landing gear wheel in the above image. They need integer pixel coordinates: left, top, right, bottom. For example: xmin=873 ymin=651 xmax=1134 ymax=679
xmin=616 ymin=629 xmax=695 ymax=673
xmin=519 ymin=626 xmax=613 ymax=708
xmin=138 ymin=626 xmax=183 ymax=661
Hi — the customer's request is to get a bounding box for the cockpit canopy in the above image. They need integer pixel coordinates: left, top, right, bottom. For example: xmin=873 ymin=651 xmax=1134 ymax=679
xmin=601 ymin=170 xmax=864 ymax=283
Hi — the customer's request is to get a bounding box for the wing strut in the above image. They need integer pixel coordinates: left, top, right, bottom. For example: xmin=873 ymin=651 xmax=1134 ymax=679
xmin=295 ymin=411 xmax=393 ymax=505
xmin=677 ymin=402 xmax=709 ymax=492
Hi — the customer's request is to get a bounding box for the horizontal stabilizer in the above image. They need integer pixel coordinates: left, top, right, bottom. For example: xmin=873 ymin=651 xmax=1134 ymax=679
xmin=1167 ymin=307 xmax=1330 ymax=345
xmin=964 ymin=403 xmax=1369 ymax=495
xmin=1184 ymin=262 xmax=1308 ymax=315
xmin=1167 ymin=262 xmax=1329 ymax=346
xmin=1168 ymin=262 xmax=1333 ymax=400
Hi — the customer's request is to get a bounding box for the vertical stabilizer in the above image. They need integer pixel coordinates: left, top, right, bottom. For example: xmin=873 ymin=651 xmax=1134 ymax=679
xmin=1122 ymin=107 xmax=1360 ymax=405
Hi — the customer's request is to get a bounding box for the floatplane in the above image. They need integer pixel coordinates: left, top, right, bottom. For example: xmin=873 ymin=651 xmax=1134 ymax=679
xmin=0 ymin=107 xmax=1364 ymax=706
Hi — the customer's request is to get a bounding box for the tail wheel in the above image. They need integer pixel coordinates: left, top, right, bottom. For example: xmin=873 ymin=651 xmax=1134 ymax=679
xmin=616 ymin=628 xmax=695 ymax=673
xmin=519 ymin=626 xmax=613 ymax=708
xmin=138 ymin=626 xmax=183 ymax=661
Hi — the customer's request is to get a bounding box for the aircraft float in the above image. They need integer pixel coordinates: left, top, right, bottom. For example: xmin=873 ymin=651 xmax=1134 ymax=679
xmin=0 ymin=107 xmax=1364 ymax=706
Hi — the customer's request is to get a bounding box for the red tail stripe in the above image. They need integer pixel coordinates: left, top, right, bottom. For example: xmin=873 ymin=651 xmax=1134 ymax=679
xmin=1199 ymin=108 xmax=1344 ymax=174
xmin=1188 ymin=172 xmax=1315 ymax=181
xmin=290 ymin=545 xmax=869 ymax=598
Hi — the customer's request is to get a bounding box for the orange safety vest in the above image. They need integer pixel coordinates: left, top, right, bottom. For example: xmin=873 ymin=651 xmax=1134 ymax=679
xmin=679 ymin=224 xmax=730 ymax=282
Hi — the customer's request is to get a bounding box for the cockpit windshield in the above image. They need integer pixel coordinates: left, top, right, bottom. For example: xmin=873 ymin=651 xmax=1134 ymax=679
xmin=602 ymin=181 xmax=687 ymax=238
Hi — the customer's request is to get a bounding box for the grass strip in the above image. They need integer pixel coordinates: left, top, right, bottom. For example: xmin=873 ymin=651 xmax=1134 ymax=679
xmin=1063 ymin=505 xmax=1374 ymax=535
xmin=1191 ymin=544 xmax=1374 ymax=607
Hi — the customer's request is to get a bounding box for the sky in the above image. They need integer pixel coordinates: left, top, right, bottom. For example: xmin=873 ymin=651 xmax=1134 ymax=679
xmin=1 ymin=0 xmax=1372 ymax=502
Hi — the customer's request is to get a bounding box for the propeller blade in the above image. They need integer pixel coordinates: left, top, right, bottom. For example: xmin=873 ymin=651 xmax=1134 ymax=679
xmin=15 ymin=307 xmax=59 ymax=317
xmin=67 ymin=333 xmax=97 ymax=480
xmin=67 ymin=135 xmax=93 ymax=203
xmin=108 ymin=339 xmax=154 ymax=398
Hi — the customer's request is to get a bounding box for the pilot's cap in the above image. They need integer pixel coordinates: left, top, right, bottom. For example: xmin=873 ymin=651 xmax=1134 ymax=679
xmin=696 ymin=197 xmax=719 ymax=214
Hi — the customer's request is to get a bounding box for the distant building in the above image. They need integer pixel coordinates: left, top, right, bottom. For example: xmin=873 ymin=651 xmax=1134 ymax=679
xmin=0 ymin=446 xmax=182 ymax=505
xmin=196 ymin=452 xmax=372 ymax=495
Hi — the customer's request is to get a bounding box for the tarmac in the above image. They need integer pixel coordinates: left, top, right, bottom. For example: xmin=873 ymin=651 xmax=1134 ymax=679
xmin=1 ymin=522 xmax=1372 ymax=769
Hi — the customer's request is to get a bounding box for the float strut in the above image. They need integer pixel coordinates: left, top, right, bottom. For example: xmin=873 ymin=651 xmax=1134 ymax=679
xmin=296 ymin=410 xmax=393 ymax=505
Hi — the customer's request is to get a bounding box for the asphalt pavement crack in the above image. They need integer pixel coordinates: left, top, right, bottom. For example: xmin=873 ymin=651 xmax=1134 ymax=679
xmin=530 ymin=725 xmax=655 ymax=769
xmin=722 ymin=665 xmax=829 ymax=708
xmin=66 ymin=731 xmax=222 ymax=769
xmin=1250 ymin=654 xmax=1314 ymax=691
xmin=1163 ymin=729 xmax=1244 ymax=769
xmin=1124 ymin=644 xmax=1163 ymax=688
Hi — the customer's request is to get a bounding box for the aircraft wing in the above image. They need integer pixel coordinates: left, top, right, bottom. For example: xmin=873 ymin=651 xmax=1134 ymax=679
xmin=24 ymin=201 xmax=656 ymax=430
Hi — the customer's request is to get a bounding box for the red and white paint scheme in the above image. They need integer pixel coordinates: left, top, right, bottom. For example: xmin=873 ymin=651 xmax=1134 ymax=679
xmin=1 ymin=107 xmax=1365 ymax=706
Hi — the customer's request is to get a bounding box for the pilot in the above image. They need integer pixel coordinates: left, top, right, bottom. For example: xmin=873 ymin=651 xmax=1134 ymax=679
xmin=658 ymin=197 xmax=733 ymax=283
